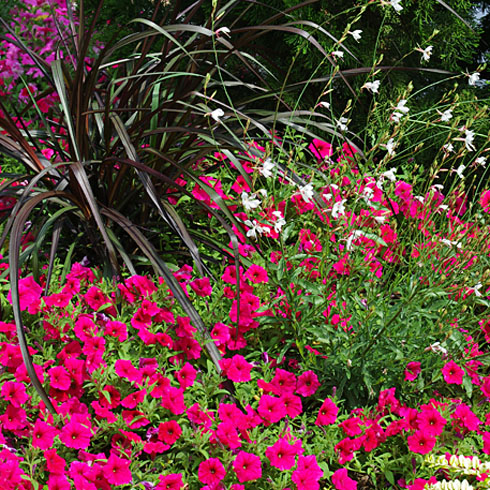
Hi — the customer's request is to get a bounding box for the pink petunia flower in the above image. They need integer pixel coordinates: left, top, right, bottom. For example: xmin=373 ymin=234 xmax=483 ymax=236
xmin=1 ymin=381 xmax=28 ymax=407
xmin=417 ymin=407 xmax=447 ymax=436
xmin=104 ymin=454 xmax=132 ymax=486
xmin=265 ymin=437 xmax=301 ymax=470
xmin=441 ymin=360 xmax=464 ymax=385
xmin=233 ymin=451 xmax=262 ymax=482
xmin=175 ymin=362 xmax=197 ymax=389
xmin=32 ymin=419 xmax=57 ymax=450
xmin=58 ymin=421 xmax=92 ymax=449
xmin=155 ymin=473 xmax=185 ymax=490
xmin=296 ymin=370 xmax=321 ymax=396
xmin=309 ymin=138 xmax=333 ymax=162
xmin=158 ymin=420 xmax=182 ymax=445
xmin=219 ymin=355 xmax=253 ymax=382
xmin=257 ymin=394 xmax=287 ymax=424
xmin=315 ymin=398 xmax=339 ymax=425
xmin=198 ymin=458 xmax=226 ymax=486
xmin=7 ymin=275 xmax=42 ymax=314
xmin=332 ymin=468 xmax=358 ymax=490
xmin=407 ymin=431 xmax=436 ymax=454
xmin=480 ymin=190 xmax=490 ymax=213
xmin=244 ymin=264 xmax=269 ymax=284
xmin=189 ymin=277 xmax=213 ymax=297
xmin=404 ymin=361 xmax=421 ymax=381
xmin=292 ymin=454 xmax=323 ymax=488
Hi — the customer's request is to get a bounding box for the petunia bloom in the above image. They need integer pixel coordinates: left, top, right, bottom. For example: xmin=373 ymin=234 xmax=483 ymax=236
xmin=233 ymin=451 xmax=262 ymax=482
xmin=315 ymin=398 xmax=339 ymax=425
xmin=198 ymin=458 xmax=226 ymax=486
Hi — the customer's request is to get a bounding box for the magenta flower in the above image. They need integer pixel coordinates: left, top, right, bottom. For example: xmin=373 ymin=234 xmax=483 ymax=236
xmin=47 ymin=474 xmax=71 ymax=490
xmin=58 ymin=421 xmax=92 ymax=449
xmin=114 ymin=359 xmax=142 ymax=384
xmin=45 ymin=448 xmax=66 ymax=474
xmin=121 ymin=389 xmax=147 ymax=409
xmin=265 ymin=437 xmax=301 ymax=470
xmin=296 ymin=370 xmax=321 ymax=396
xmin=198 ymin=458 xmax=226 ymax=486
xmin=281 ymin=393 xmax=303 ymax=418
xmin=155 ymin=473 xmax=185 ymax=490
xmin=7 ymin=275 xmax=42 ymax=314
xmin=244 ymin=264 xmax=269 ymax=284
xmin=309 ymin=138 xmax=333 ymax=162
xmin=158 ymin=420 xmax=182 ymax=445
xmin=233 ymin=451 xmax=262 ymax=482
xmin=48 ymin=366 xmax=72 ymax=391
xmin=315 ymin=398 xmax=339 ymax=425
xmin=417 ymin=407 xmax=447 ymax=436
xmin=404 ymin=361 xmax=421 ymax=381
xmin=216 ymin=421 xmax=241 ymax=449
xmin=332 ymin=468 xmax=358 ymax=490
xmin=32 ymin=419 xmax=57 ymax=450
xmin=189 ymin=277 xmax=213 ymax=297
xmin=104 ymin=320 xmax=128 ymax=342
xmin=257 ymin=394 xmax=287 ymax=424
xmin=1 ymin=381 xmax=28 ymax=407
xmin=480 ymin=189 xmax=490 ymax=213
xmin=175 ymin=362 xmax=197 ymax=389
xmin=441 ymin=360 xmax=464 ymax=385
xmin=407 ymin=431 xmax=436 ymax=454
xmin=219 ymin=355 xmax=253 ymax=382
xmin=104 ymin=454 xmax=132 ymax=486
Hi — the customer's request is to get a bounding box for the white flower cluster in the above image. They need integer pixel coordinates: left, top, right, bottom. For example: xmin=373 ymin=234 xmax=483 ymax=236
xmin=391 ymin=99 xmax=410 ymax=123
xmin=426 ymin=454 xmax=490 ymax=481
xmin=427 ymin=481 xmax=473 ymax=490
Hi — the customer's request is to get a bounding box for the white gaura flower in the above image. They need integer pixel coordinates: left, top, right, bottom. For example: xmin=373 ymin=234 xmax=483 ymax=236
xmin=349 ymin=30 xmax=362 ymax=42
xmin=418 ymin=45 xmax=433 ymax=62
xmin=316 ymin=101 xmax=331 ymax=110
xmin=331 ymin=199 xmax=346 ymax=219
xmin=298 ymin=183 xmax=314 ymax=203
xmin=260 ymin=158 xmax=275 ymax=178
xmin=470 ymin=283 xmax=483 ymax=297
xmin=475 ymin=156 xmax=487 ymax=167
xmin=455 ymin=164 xmax=466 ymax=178
xmin=468 ymin=72 xmax=480 ymax=86
xmin=241 ymin=191 xmax=261 ymax=211
xmin=332 ymin=50 xmax=344 ymax=59
xmin=464 ymin=129 xmax=476 ymax=151
xmin=346 ymin=230 xmax=365 ymax=251
xmin=209 ymin=108 xmax=224 ymax=122
xmin=385 ymin=138 xmax=396 ymax=156
xmin=336 ymin=117 xmax=349 ymax=132
xmin=391 ymin=99 xmax=409 ymax=122
xmin=443 ymin=143 xmax=454 ymax=153
xmin=382 ymin=167 xmax=397 ymax=182
xmin=362 ymin=80 xmax=380 ymax=94
xmin=425 ymin=342 xmax=448 ymax=355
xmin=244 ymin=219 xmax=265 ymax=239
xmin=272 ymin=211 xmax=286 ymax=233
xmin=215 ymin=27 xmax=231 ymax=37
xmin=389 ymin=0 xmax=403 ymax=13
xmin=439 ymin=108 xmax=453 ymax=122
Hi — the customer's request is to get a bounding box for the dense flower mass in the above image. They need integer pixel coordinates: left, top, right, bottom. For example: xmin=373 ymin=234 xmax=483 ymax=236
xmin=1 ymin=1 xmax=490 ymax=487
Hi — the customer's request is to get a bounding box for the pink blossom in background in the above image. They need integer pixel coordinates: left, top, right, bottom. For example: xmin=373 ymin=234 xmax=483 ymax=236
xmin=309 ymin=138 xmax=333 ymax=161
xmin=404 ymin=361 xmax=421 ymax=381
